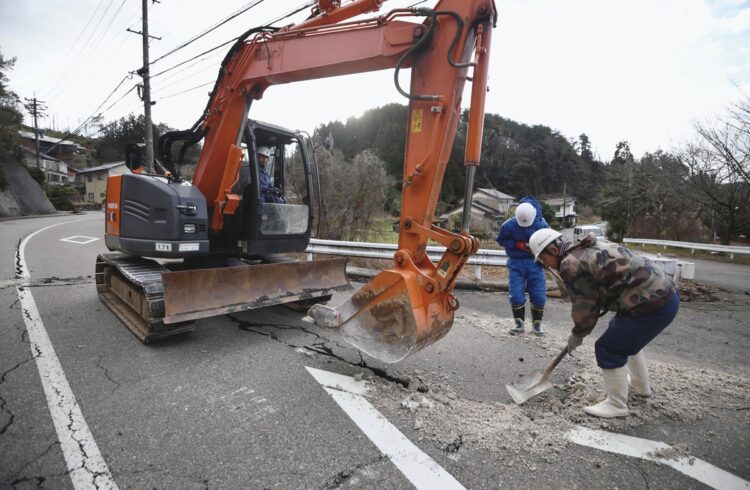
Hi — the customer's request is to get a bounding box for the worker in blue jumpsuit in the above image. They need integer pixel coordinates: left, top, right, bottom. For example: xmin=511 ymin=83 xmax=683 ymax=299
xmin=496 ymin=196 xmax=550 ymax=335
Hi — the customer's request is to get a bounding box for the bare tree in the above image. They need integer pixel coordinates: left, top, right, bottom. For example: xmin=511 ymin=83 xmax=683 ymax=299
xmin=315 ymin=148 xmax=392 ymax=241
xmin=683 ymin=98 xmax=750 ymax=243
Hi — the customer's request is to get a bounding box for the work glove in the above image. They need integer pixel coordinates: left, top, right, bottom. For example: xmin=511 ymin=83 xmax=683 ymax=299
xmin=515 ymin=241 xmax=529 ymax=252
xmin=567 ymin=333 xmax=583 ymax=352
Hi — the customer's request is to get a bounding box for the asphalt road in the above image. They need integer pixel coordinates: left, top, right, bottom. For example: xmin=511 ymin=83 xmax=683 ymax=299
xmin=1 ymin=212 xmax=748 ymax=489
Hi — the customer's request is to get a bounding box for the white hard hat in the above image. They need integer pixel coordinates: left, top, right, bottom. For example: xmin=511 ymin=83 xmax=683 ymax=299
xmin=257 ymin=146 xmax=271 ymax=158
xmin=529 ymin=228 xmax=562 ymax=261
xmin=515 ymin=202 xmax=536 ymax=227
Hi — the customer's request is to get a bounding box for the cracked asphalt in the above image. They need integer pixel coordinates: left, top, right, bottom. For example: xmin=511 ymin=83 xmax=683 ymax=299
xmin=1 ymin=212 xmax=748 ymax=489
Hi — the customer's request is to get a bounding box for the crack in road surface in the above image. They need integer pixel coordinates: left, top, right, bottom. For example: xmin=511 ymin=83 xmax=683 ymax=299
xmin=227 ymin=315 xmax=410 ymax=388
xmin=0 ymin=275 xmax=92 ymax=290
xmin=95 ymin=355 xmax=120 ymax=393
xmin=320 ymin=454 xmax=389 ymax=489
xmin=0 ymin=357 xmax=35 ymax=434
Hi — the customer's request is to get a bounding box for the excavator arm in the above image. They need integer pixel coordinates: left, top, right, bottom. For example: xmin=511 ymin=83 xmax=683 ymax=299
xmin=189 ymin=0 xmax=496 ymax=362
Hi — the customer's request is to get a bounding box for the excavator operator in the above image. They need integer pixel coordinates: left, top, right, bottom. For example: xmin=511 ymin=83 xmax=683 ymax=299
xmin=257 ymin=146 xmax=284 ymax=204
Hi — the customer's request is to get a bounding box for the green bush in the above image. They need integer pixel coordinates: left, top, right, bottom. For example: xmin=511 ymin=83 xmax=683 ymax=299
xmin=46 ymin=185 xmax=76 ymax=211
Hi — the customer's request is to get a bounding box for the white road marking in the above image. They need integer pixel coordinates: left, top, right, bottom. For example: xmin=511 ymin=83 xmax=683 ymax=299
xmin=568 ymin=426 xmax=750 ymax=490
xmin=306 ymin=367 xmax=466 ymax=490
xmin=60 ymin=235 xmax=100 ymax=245
xmin=16 ymin=220 xmax=117 ymax=489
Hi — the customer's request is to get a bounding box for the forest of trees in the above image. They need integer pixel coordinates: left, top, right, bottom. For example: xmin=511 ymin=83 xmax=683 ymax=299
xmin=317 ymin=99 xmax=749 ymax=244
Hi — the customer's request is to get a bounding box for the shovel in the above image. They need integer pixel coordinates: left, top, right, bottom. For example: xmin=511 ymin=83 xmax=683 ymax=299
xmin=506 ymin=346 xmax=569 ymax=404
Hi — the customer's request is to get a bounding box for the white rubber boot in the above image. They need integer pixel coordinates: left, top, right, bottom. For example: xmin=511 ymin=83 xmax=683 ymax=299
xmin=627 ymin=350 xmax=651 ymax=397
xmin=583 ymin=367 xmax=629 ymax=418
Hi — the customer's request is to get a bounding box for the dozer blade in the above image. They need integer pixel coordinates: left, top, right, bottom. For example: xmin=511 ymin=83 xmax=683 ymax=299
xmin=309 ymin=270 xmax=454 ymax=363
xmin=162 ymin=258 xmax=349 ymax=324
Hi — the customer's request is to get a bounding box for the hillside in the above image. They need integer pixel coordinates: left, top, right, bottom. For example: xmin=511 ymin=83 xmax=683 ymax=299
xmin=0 ymin=148 xmax=55 ymax=217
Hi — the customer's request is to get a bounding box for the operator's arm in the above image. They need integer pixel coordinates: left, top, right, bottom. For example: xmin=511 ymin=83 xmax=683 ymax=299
xmin=560 ymin=254 xmax=602 ymax=339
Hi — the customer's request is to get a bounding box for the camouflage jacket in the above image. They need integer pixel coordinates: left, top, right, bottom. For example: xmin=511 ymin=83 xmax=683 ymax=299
xmin=559 ymin=234 xmax=677 ymax=338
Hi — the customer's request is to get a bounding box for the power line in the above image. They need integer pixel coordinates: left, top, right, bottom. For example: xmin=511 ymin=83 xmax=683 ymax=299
xmin=43 ymin=74 xmax=133 ymax=153
xmin=154 ymin=49 xmax=224 ymax=84
xmin=150 ymin=37 xmax=238 ymax=79
xmin=149 ymin=0 xmax=315 ymax=81
xmin=149 ymin=0 xmax=266 ymax=66
xmin=80 ymin=0 xmax=129 ymax=66
xmin=38 ymin=0 xmax=106 ymax=94
xmin=156 ymin=80 xmax=215 ymax=101
xmin=152 ymin=62 xmax=220 ymax=92
xmin=103 ymin=84 xmax=138 ymax=113
xmin=46 ymin=0 xmax=118 ymax=98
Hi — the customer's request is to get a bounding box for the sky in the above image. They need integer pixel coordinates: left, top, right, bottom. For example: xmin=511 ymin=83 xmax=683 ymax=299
xmin=1 ymin=0 xmax=749 ymax=160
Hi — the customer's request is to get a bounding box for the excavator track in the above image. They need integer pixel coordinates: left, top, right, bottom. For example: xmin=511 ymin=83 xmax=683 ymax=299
xmin=96 ymin=254 xmax=194 ymax=343
xmin=96 ymin=253 xmax=349 ymax=343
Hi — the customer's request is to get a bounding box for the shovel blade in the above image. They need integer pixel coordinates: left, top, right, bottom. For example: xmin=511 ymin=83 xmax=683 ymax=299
xmin=309 ymin=269 xmax=453 ymax=363
xmin=162 ymin=258 xmax=349 ymax=323
xmin=506 ymin=370 xmax=554 ymax=404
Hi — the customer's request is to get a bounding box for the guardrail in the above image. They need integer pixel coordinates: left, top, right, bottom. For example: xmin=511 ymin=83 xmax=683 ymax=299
xmin=306 ymin=238 xmax=507 ymax=280
xmin=623 ymin=238 xmax=750 ymax=260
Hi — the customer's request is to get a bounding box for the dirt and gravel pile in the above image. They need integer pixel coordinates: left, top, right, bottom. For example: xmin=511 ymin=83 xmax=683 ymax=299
xmin=678 ymin=280 xmax=722 ymax=302
xmin=648 ymin=443 xmax=696 ymax=464
xmin=363 ymin=312 xmax=750 ymax=465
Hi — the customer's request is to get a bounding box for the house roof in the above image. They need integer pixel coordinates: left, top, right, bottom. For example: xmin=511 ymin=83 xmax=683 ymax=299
xmin=477 ymin=188 xmax=515 ymax=201
xmin=543 ymin=196 xmax=577 ymax=206
xmin=439 ymin=200 xmax=504 ymax=220
xmin=17 ymin=130 xmax=83 ymax=148
xmin=77 ymin=161 xmax=127 ymax=174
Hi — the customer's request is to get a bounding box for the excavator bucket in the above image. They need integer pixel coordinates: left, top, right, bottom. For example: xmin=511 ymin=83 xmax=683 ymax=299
xmin=309 ymin=270 xmax=454 ymax=363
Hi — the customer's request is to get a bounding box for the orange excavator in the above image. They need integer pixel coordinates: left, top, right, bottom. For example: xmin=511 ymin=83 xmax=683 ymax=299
xmin=97 ymin=0 xmax=496 ymax=363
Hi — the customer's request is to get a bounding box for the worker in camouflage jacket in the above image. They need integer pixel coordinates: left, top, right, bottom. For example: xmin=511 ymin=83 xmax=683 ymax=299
xmin=528 ymin=229 xmax=679 ymax=418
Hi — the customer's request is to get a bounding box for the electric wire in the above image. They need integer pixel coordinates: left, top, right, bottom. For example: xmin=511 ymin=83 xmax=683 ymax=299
xmin=45 ymin=0 xmax=118 ymax=99
xmin=150 ymin=0 xmax=315 ymax=81
xmin=80 ymin=0 xmax=129 ymax=66
xmin=149 ymin=0 xmax=266 ymax=66
xmin=152 ymin=62 xmax=220 ymax=92
xmin=157 ymin=81 xmax=215 ymax=101
xmin=43 ymin=74 xmax=133 ymax=152
xmin=150 ymin=37 xmax=238 ymax=79
xmin=38 ymin=0 xmax=106 ymax=94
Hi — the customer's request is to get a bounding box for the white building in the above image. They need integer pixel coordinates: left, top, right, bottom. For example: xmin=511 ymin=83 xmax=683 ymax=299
xmin=542 ymin=196 xmax=577 ymax=227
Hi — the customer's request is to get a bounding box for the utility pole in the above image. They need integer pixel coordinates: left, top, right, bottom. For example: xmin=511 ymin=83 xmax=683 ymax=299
xmin=23 ymin=94 xmax=47 ymax=170
xmin=128 ymin=0 xmax=161 ymax=173
xmin=562 ymin=182 xmax=568 ymax=227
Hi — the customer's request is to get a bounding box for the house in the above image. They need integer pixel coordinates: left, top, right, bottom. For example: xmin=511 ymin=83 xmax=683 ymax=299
xmin=22 ymin=147 xmax=70 ymax=185
xmin=17 ymin=130 xmax=85 ymax=157
xmin=438 ymin=188 xmax=515 ymax=234
xmin=76 ymin=162 xmax=129 ymax=204
xmin=542 ymin=196 xmax=577 ymax=227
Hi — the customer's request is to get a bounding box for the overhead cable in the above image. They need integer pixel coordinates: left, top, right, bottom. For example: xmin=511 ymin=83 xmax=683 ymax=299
xmin=149 ymin=0 xmax=266 ymax=66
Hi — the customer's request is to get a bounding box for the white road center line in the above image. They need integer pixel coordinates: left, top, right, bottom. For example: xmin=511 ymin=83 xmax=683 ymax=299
xmin=306 ymin=366 xmax=465 ymax=490
xmin=16 ymin=220 xmax=118 ymax=490
xmin=568 ymin=425 xmax=750 ymax=490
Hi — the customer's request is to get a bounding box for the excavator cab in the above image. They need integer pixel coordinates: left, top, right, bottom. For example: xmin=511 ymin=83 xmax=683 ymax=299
xmin=227 ymin=120 xmax=313 ymax=255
